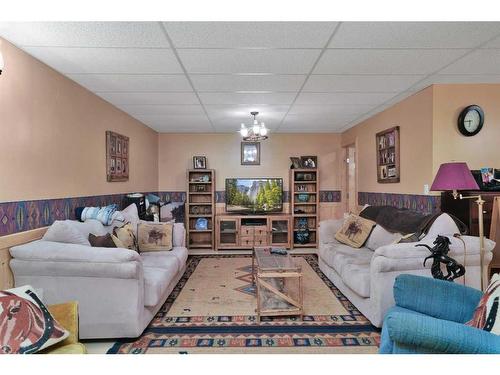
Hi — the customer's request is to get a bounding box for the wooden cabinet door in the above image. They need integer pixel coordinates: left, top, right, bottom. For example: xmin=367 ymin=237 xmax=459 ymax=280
xmin=269 ymin=217 xmax=291 ymax=248
xmin=217 ymin=218 xmax=239 ymax=248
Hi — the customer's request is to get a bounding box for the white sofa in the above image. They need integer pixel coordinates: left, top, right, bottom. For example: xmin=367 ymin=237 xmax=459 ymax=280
xmin=318 ymin=213 xmax=495 ymax=328
xmin=9 ymin=220 xmax=187 ymax=339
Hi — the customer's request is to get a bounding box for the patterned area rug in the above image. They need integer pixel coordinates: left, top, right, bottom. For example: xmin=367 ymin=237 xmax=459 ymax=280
xmin=108 ymin=255 xmax=380 ymax=354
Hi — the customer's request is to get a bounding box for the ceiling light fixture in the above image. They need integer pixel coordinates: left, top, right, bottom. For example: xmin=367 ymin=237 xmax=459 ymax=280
xmin=239 ymin=111 xmax=268 ymax=141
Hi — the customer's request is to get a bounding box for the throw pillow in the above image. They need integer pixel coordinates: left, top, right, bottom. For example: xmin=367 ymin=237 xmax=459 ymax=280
xmin=137 ymin=222 xmax=173 ymax=252
xmin=113 ymin=223 xmax=137 ymax=251
xmin=88 ymin=233 xmax=117 ymax=248
xmin=335 ymin=214 xmax=376 ymax=248
xmin=42 ymin=220 xmax=91 ymax=246
xmin=466 ymin=273 xmax=500 ymax=334
xmin=365 ymin=225 xmax=403 ymax=251
xmin=0 ymin=285 xmax=69 ymax=354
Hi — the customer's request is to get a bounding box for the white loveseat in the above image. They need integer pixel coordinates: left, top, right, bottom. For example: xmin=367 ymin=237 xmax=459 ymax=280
xmin=318 ymin=213 xmax=495 ymax=327
xmin=9 ymin=220 xmax=187 ymax=339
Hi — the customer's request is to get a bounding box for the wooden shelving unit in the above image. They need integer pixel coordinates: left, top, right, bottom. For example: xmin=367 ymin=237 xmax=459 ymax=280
xmin=186 ymin=169 xmax=215 ymax=250
xmin=290 ymin=168 xmax=319 ymax=248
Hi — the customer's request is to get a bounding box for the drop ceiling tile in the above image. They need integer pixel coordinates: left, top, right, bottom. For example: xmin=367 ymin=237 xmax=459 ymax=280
xmin=199 ymin=92 xmax=296 ymax=105
xmin=116 ymin=104 xmax=205 ymax=116
xmin=96 ymin=92 xmax=199 ymax=105
xmin=288 ymin=104 xmax=374 ymax=116
xmin=439 ymin=49 xmax=500 ymax=74
xmin=329 ymin=22 xmax=500 ymax=48
xmin=67 ymin=74 xmax=192 ymax=92
xmin=482 ymin=34 xmax=500 ymax=48
xmin=314 ymin=49 xmax=468 ymax=75
xmin=191 ymin=74 xmax=306 ymax=92
xmin=177 ymin=49 xmax=320 ymax=74
xmin=204 ymin=105 xmax=289 ymax=121
xmin=0 ymin=22 xmax=169 ymax=48
xmin=303 ymin=74 xmax=425 ymax=92
xmin=164 ymin=22 xmax=337 ymax=48
xmin=133 ymin=114 xmax=212 ymax=132
xmin=23 ymin=47 xmax=182 ymax=74
xmin=295 ymin=92 xmax=394 ymax=106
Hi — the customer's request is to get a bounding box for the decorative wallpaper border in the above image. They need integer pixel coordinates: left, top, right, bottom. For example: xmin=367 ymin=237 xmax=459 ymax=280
xmin=0 ymin=193 xmax=130 ymax=237
xmin=357 ymin=192 xmax=441 ymax=214
xmin=0 ymin=190 xmax=342 ymax=236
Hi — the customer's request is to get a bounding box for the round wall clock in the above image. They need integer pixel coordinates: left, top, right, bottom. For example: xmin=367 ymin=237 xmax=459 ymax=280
xmin=457 ymin=105 xmax=484 ymax=136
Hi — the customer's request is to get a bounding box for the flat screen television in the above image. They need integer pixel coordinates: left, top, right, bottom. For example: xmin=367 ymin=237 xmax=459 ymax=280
xmin=225 ymin=178 xmax=283 ymax=214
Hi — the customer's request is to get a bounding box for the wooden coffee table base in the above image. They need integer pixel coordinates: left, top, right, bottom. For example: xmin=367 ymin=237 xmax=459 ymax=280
xmin=253 ymin=246 xmax=303 ymax=321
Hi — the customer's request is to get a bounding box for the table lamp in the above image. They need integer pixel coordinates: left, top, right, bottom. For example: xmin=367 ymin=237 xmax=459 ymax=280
xmin=430 ymin=162 xmax=486 ymax=290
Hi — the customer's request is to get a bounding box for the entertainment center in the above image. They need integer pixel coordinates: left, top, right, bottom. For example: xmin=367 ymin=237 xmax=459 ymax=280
xmin=186 ymin=170 xmax=319 ymax=251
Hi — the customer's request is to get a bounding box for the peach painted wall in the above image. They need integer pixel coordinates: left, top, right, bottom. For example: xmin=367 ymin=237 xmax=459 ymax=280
xmin=341 ymin=87 xmax=435 ymax=196
xmin=158 ymin=133 xmax=344 ymax=219
xmin=0 ymin=38 xmax=159 ymax=202
xmin=432 ymin=84 xmax=500 ymax=173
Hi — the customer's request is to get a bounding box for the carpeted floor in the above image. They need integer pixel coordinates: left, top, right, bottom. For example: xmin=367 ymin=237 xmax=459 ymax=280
xmin=108 ymin=255 xmax=380 ymax=354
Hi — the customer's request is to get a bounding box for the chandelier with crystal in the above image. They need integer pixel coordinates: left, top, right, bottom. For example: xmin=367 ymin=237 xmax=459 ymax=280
xmin=239 ymin=111 xmax=268 ymax=141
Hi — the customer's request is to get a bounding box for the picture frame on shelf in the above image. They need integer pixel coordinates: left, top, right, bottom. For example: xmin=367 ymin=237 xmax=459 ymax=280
xmin=193 ymin=156 xmax=207 ymax=169
xmin=290 ymin=157 xmax=302 ymax=169
xmin=301 ymin=156 xmax=317 ymax=169
xmin=241 ymin=142 xmax=260 ymax=165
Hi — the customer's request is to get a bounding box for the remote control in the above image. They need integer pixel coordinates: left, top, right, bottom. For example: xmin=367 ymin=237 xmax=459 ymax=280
xmin=270 ymin=248 xmax=288 ymax=255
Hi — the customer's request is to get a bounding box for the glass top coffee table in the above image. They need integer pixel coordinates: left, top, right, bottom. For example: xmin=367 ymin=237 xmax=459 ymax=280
xmin=252 ymin=246 xmax=303 ymax=321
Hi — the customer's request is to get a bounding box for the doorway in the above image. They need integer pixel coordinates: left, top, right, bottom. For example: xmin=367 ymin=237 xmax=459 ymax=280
xmin=344 ymin=144 xmax=357 ymax=214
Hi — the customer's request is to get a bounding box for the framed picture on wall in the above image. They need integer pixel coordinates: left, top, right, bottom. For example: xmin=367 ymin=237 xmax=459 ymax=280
xmin=193 ymin=156 xmax=207 ymax=169
xmin=241 ymin=142 xmax=260 ymax=165
xmin=106 ymin=131 xmax=129 ymax=182
xmin=376 ymin=126 xmax=400 ymax=183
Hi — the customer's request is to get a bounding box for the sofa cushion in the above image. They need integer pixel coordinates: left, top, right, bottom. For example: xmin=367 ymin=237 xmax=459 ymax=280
xmin=42 ymin=220 xmax=91 ymax=246
xmin=341 ymin=263 xmax=371 ymax=298
xmin=143 ymin=258 xmax=178 ymax=307
xmin=331 ymin=248 xmax=373 ymax=276
xmin=365 ymin=225 xmax=403 ymax=251
xmin=421 ymin=213 xmax=460 ymax=241
xmin=141 ymin=247 xmax=188 ymax=273
xmin=70 ymin=219 xmax=108 ymax=238
xmin=319 ymin=243 xmax=373 ymax=275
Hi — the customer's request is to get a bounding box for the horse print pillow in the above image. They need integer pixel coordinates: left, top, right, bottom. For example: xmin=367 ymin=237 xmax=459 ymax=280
xmin=137 ymin=222 xmax=173 ymax=252
xmin=466 ymin=273 xmax=500 ymax=334
xmin=335 ymin=214 xmax=376 ymax=248
xmin=0 ymin=285 xmax=69 ymax=354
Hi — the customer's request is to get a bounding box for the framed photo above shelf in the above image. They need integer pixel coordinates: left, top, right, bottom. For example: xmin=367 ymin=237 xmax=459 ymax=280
xmin=376 ymin=126 xmax=400 ymax=183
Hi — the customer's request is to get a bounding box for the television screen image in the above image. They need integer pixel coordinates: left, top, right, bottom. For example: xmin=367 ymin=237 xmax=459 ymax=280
xmin=226 ymin=178 xmax=283 ymax=214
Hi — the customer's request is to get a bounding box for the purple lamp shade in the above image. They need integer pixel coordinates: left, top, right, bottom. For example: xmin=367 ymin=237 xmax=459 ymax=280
xmin=430 ymin=162 xmax=480 ymax=191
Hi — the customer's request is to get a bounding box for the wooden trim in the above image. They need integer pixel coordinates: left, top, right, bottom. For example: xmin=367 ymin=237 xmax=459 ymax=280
xmin=0 ymin=227 xmax=48 ymax=290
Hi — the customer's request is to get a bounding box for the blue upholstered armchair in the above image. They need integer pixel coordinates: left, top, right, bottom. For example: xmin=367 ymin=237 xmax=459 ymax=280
xmin=379 ymin=274 xmax=500 ymax=354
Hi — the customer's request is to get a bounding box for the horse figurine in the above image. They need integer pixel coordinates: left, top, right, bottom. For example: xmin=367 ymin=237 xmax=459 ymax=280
xmin=416 ymin=235 xmax=465 ymax=282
